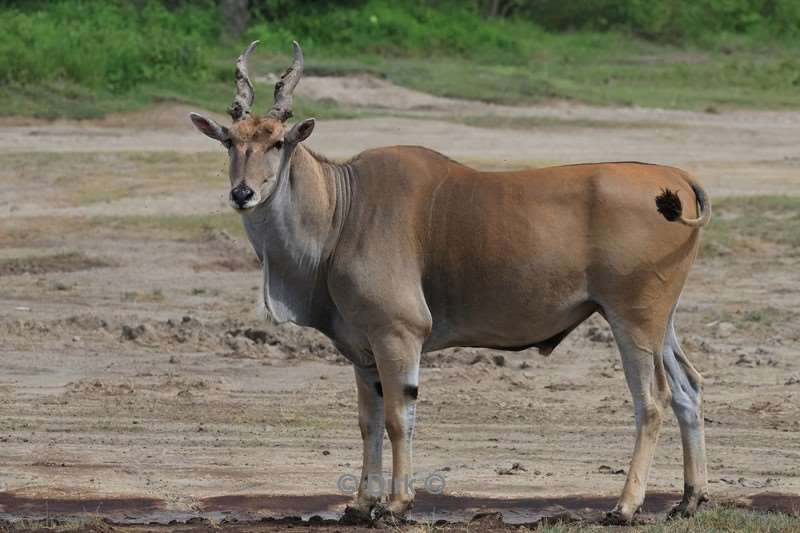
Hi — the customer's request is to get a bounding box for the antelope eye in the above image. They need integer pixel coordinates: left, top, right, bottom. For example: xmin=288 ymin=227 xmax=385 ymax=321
xmin=273 ymin=140 xmax=284 ymax=150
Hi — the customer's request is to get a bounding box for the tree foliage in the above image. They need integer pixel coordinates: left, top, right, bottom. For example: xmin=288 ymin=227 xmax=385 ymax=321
xmin=248 ymin=0 xmax=800 ymax=41
xmin=0 ymin=0 xmax=218 ymax=91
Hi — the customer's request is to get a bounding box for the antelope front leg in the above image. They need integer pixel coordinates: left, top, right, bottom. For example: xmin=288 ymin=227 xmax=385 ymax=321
xmin=352 ymin=365 xmax=385 ymax=513
xmin=371 ymin=329 xmax=422 ymax=517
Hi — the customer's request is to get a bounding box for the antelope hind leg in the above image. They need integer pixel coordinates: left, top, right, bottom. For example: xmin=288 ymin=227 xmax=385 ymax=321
xmin=663 ymin=318 xmax=709 ymax=518
xmin=605 ymin=318 xmax=671 ymax=524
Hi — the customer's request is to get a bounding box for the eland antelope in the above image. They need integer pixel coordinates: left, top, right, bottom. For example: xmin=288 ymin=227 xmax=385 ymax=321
xmin=189 ymin=41 xmax=711 ymax=524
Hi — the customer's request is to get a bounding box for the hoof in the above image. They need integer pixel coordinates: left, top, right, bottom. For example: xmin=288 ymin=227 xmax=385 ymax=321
xmin=667 ymin=493 xmax=709 ymax=520
xmin=340 ymin=503 xmax=384 ymax=525
xmin=602 ymin=504 xmax=641 ymax=526
xmin=385 ymin=498 xmax=413 ymax=515
xmin=602 ymin=509 xmax=632 ymax=526
xmin=373 ymin=498 xmax=413 ymax=526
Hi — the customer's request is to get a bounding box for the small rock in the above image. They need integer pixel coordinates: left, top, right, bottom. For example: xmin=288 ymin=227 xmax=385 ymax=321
xmin=598 ymin=465 xmax=626 ymax=475
xmin=492 ymin=354 xmax=506 ymax=367
xmin=735 ymin=352 xmax=761 ymax=367
xmin=469 ymin=354 xmax=487 ymax=365
xmin=519 ymin=360 xmax=530 ymax=370
xmin=496 ymin=462 xmax=527 ymax=475
xmin=242 ymin=328 xmax=270 ymax=344
xmin=699 ymin=340 xmax=714 ymax=353
xmin=121 ymin=323 xmax=149 ymax=341
xmin=536 ymin=510 xmax=582 ymax=526
xmin=785 ymin=374 xmax=800 ymax=386
xmin=322 ymin=450 xmax=330 ymax=456
xmin=225 ymin=335 xmax=254 ymax=353
xmin=469 ymin=512 xmax=505 ymax=529
xmin=181 ymin=315 xmax=201 ymax=328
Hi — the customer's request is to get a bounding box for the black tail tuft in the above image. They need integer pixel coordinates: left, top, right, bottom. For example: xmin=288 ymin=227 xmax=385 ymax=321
xmin=655 ymin=188 xmax=682 ymax=222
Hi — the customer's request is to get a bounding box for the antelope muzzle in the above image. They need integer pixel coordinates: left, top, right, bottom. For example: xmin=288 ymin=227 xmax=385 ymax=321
xmin=230 ymin=183 xmax=256 ymax=210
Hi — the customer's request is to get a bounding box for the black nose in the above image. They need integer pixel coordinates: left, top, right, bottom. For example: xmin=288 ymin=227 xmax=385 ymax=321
xmin=230 ymin=184 xmax=255 ymax=208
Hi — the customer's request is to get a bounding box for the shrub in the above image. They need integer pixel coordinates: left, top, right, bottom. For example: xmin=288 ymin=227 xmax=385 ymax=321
xmin=245 ymin=0 xmax=541 ymax=61
xmin=0 ymin=0 xmax=218 ymax=91
xmin=513 ymin=0 xmax=800 ymax=41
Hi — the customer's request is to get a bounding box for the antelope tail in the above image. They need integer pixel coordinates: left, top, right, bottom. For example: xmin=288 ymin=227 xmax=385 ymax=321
xmin=655 ymin=178 xmax=711 ymax=228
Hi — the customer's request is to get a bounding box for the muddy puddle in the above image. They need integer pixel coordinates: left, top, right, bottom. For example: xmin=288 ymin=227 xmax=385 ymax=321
xmin=1 ymin=491 xmax=798 ymax=527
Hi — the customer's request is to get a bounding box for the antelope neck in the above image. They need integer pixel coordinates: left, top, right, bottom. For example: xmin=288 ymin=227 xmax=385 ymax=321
xmin=240 ymin=145 xmax=354 ymax=327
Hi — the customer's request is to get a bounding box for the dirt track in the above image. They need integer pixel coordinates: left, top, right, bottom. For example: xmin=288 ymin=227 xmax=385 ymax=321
xmin=0 ymin=83 xmax=799 ymax=529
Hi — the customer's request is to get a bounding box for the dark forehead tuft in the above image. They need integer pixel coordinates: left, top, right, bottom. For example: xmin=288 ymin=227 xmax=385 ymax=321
xmin=230 ymin=116 xmax=283 ymax=142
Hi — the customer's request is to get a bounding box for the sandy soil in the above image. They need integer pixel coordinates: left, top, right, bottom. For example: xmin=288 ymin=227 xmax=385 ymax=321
xmin=0 ymin=80 xmax=799 ymax=530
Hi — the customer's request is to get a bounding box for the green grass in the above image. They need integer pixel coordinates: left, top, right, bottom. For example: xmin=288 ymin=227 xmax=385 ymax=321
xmin=0 ymin=77 xmax=363 ymax=121
xmin=1 ymin=2 xmax=798 ymax=119
xmin=0 ymin=78 xmax=234 ymax=121
xmin=271 ymin=45 xmax=800 ymax=110
xmin=700 ymin=195 xmax=800 ymax=258
xmin=10 ymin=42 xmax=797 ymax=121
xmin=0 ymin=1 xmax=215 ymax=91
xmin=247 ymin=0 xmax=800 ymax=58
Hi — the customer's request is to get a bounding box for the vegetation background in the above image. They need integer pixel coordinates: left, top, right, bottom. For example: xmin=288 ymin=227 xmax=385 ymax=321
xmin=1 ymin=0 xmax=799 ymax=118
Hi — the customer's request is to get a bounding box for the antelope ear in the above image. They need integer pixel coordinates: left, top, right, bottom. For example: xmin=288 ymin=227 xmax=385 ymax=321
xmin=189 ymin=112 xmax=229 ymax=142
xmin=285 ymin=118 xmax=315 ymax=145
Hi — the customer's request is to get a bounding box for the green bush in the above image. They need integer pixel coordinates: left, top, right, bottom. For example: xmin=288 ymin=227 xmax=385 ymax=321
xmin=250 ymin=0 xmax=800 ymax=44
xmin=0 ymin=0 xmax=797 ymax=117
xmin=0 ymin=0 xmax=218 ymax=91
xmin=246 ymin=0 xmax=540 ymax=61
xmin=502 ymin=0 xmax=800 ymax=41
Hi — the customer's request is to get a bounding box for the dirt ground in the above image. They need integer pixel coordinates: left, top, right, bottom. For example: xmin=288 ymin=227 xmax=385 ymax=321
xmin=1 ymin=81 xmax=799 ymax=530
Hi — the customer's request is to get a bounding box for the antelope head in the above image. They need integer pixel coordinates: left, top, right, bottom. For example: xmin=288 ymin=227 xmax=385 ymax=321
xmin=190 ymin=41 xmax=315 ymax=211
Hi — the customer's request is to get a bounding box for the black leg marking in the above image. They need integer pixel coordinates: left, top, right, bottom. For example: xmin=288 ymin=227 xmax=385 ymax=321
xmin=403 ymin=385 xmax=418 ymax=400
xmin=374 ymin=381 xmax=383 ymax=397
